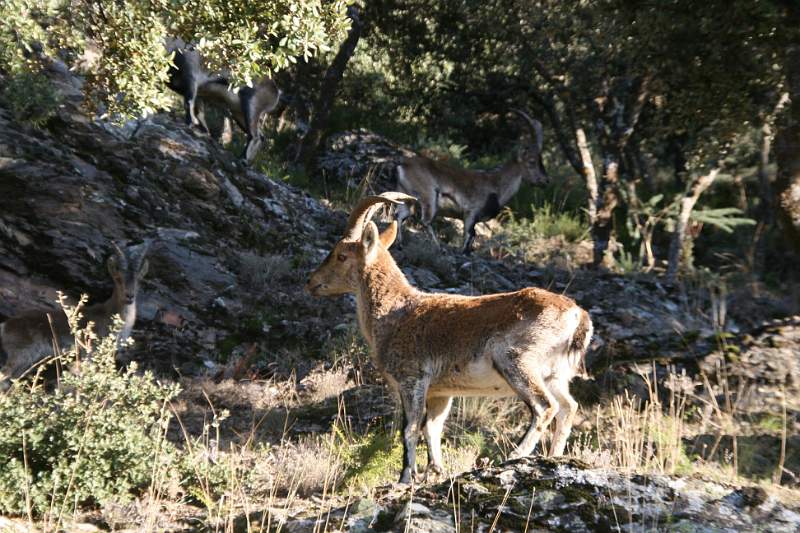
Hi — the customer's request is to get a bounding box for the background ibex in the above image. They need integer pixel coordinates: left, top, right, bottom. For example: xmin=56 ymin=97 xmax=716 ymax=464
xmin=166 ymin=44 xmax=281 ymax=163
xmin=166 ymin=46 xmax=228 ymax=132
xmin=306 ymin=193 xmax=592 ymax=483
xmin=0 ymin=242 xmax=150 ymax=389
xmin=395 ymin=110 xmax=550 ymax=254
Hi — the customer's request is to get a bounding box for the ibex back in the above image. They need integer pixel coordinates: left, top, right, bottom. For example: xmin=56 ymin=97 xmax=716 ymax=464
xmin=306 ymin=193 xmax=592 ymax=484
xmin=0 ymin=242 xmax=150 ymax=389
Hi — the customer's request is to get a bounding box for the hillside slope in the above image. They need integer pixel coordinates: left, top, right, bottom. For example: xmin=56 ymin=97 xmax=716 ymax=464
xmin=1 ymin=98 xmax=799 ymax=530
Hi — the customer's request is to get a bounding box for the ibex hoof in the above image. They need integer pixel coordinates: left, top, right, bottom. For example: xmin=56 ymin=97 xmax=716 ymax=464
xmin=420 ymin=464 xmax=445 ymax=483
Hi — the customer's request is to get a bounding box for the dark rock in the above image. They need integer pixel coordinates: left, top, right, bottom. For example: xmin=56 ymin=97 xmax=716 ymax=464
xmin=283 ymin=458 xmax=800 ymax=532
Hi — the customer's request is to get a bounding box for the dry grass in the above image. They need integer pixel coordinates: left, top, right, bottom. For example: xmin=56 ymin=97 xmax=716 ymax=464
xmin=7 ymin=314 xmax=797 ymax=532
xmin=572 ymin=370 xmax=693 ymax=475
xmin=570 ymin=361 xmax=795 ymax=492
xmin=238 ymin=252 xmax=294 ymax=292
xmin=255 ymin=435 xmax=347 ymax=498
xmin=301 ymin=368 xmax=352 ymax=404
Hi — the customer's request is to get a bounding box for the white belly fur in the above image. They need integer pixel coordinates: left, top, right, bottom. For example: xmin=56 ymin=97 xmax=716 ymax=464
xmin=428 ymin=357 xmax=514 ymax=398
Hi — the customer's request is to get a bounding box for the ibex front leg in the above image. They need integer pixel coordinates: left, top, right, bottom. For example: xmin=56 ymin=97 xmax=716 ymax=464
xmin=423 ymin=395 xmax=452 ymax=477
xmin=397 ymin=377 xmax=430 ymax=484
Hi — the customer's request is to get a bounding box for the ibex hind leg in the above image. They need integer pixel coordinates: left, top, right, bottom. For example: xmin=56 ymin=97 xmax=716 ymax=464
xmin=419 ymin=201 xmax=440 ymax=247
xmin=462 ymin=212 xmax=479 ymax=255
xmin=492 ymin=354 xmax=558 ymax=459
xmin=195 ymin=99 xmax=211 ymax=134
xmin=547 ymin=374 xmax=579 ymax=457
xmin=241 ymin=90 xmax=262 ymax=163
xmin=243 ymin=135 xmax=263 ymax=164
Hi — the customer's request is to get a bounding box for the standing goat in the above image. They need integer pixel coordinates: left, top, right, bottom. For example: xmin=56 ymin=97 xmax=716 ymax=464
xmin=306 ymin=193 xmax=592 ymax=483
xmin=0 ymin=242 xmax=150 ymax=389
xmin=166 ymin=46 xmax=228 ymax=132
xmin=166 ymin=45 xmax=281 ymax=163
xmin=395 ymin=110 xmax=550 ymax=254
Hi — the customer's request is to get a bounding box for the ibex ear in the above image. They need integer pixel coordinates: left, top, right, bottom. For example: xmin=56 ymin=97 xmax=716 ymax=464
xmin=379 ymin=221 xmax=398 ymax=249
xmin=362 ymin=221 xmax=380 ymax=258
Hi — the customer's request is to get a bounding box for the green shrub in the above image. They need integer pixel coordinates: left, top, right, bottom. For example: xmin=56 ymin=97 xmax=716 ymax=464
xmin=497 ymin=202 xmax=588 ymax=245
xmin=340 ymin=429 xmax=404 ymax=491
xmin=0 ymin=300 xmax=179 ymax=516
xmin=1 ymin=0 xmax=349 ymax=119
xmin=1 ymin=71 xmax=62 ymax=127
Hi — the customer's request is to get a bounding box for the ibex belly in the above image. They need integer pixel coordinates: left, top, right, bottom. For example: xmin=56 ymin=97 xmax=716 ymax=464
xmin=436 ymin=192 xmax=462 ymax=217
xmin=428 ymin=356 xmax=513 ymax=398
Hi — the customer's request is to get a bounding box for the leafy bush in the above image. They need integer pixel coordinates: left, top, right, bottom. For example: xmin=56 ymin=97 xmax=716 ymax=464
xmin=1 ymin=0 xmax=350 ymax=119
xmin=497 ymin=203 xmax=588 ymax=245
xmin=1 ymin=71 xmax=62 ymax=127
xmin=339 ymin=429 xmax=404 ymax=491
xmin=0 ymin=301 xmax=180 ymax=516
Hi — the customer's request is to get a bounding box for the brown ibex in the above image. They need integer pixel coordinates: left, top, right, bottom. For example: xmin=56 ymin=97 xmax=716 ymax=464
xmin=306 ymin=193 xmax=592 ymax=484
xmin=395 ymin=110 xmax=550 ymax=254
xmin=166 ymin=43 xmax=281 ymax=163
xmin=0 ymin=242 xmax=150 ymax=389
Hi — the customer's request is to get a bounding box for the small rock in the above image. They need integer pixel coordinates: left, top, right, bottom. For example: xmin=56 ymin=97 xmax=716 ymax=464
xmin=395 ymin=501 xmax=433 ymax=523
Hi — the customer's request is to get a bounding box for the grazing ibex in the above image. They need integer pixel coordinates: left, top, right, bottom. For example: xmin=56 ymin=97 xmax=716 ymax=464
xmin=196 ymin=76 xmax=281 ymax=163
xmin=0 ymin=242 xmax=150 ymax=389
xmin=395 ymin=110 xmax=550 ymax=254
xmin=166 ymin=44 xmax=281 ymax=163
xmin=306 ymin=193 xmax=592 ymax=483
xmin=166 ymin=46 xmax=228 ymax=132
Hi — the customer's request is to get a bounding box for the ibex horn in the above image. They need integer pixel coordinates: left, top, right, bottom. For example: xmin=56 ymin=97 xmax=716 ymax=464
xmin=511 ymin=108 xmax=544 ymax=152
xmin=343 ymin=192 xmax=417 ymax=242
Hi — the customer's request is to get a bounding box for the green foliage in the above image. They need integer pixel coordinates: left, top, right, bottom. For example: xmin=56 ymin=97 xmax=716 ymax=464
xmin=0 ymin=302 xmax=179 ymax=515
xmin=177 ymin=409 xmax=232 ymax=505
xmin=613 ymin=248 xmax=641 ymax=274
xmin=171 ymin=0 xmax=350 ymax=77
xmin=497 ymin=203 xmax=588 ymax=245
xmin=339 ymin=428 xmax=405 ymax=490
xmin=413 ymin=134 xmax=468 ymax=162
xmin=690 ymin=207 xmax=756 ymax=234
xmin=1 ymin=0 xmax=350 ymax=119
xmin=0 ymin=1 xmax=52 ymax=74
xmin=0 ymin=1 xmax=64 ymax=126
xmin=0 ymin=70 xmax=62 ymax=126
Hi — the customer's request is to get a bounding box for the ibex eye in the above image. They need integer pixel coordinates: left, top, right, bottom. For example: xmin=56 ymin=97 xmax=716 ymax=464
xmin=337 ymin=254 xmax=348 ymax=262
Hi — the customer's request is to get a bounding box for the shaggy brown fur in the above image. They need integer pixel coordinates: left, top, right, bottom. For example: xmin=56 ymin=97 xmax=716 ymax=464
xmin=307 ymin=193 xmax=593 ymax=484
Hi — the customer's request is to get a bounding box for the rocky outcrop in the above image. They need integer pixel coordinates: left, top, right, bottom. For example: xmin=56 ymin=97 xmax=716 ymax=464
xmin=1 ymin=101 xmax=797 ymax=385
xmin=317 ymin=129 xmax=414 ymax=193
xmin=282 ymin=457 xmax=800 ymax=532
xmin=0 ymin=100 xmax=351 ymax=377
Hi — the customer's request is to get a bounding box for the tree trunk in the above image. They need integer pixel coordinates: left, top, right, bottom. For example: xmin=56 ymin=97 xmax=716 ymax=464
xmin=667 ymin=168 xmax=721 ymax=281
xmin=296 ymin=5 xmax=364 ymax=173
xmin=576 ymin=127 xmax=598 ymax=226
xmin=589 ymin=75 xmax=649 ymax=267
xmin=750 ymin=93 xmax=789 ymax=275
xmin=591 ymin=154 xmax=620 ymax=267
xmin=774 ymin=40 xmax=800 ymax=254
